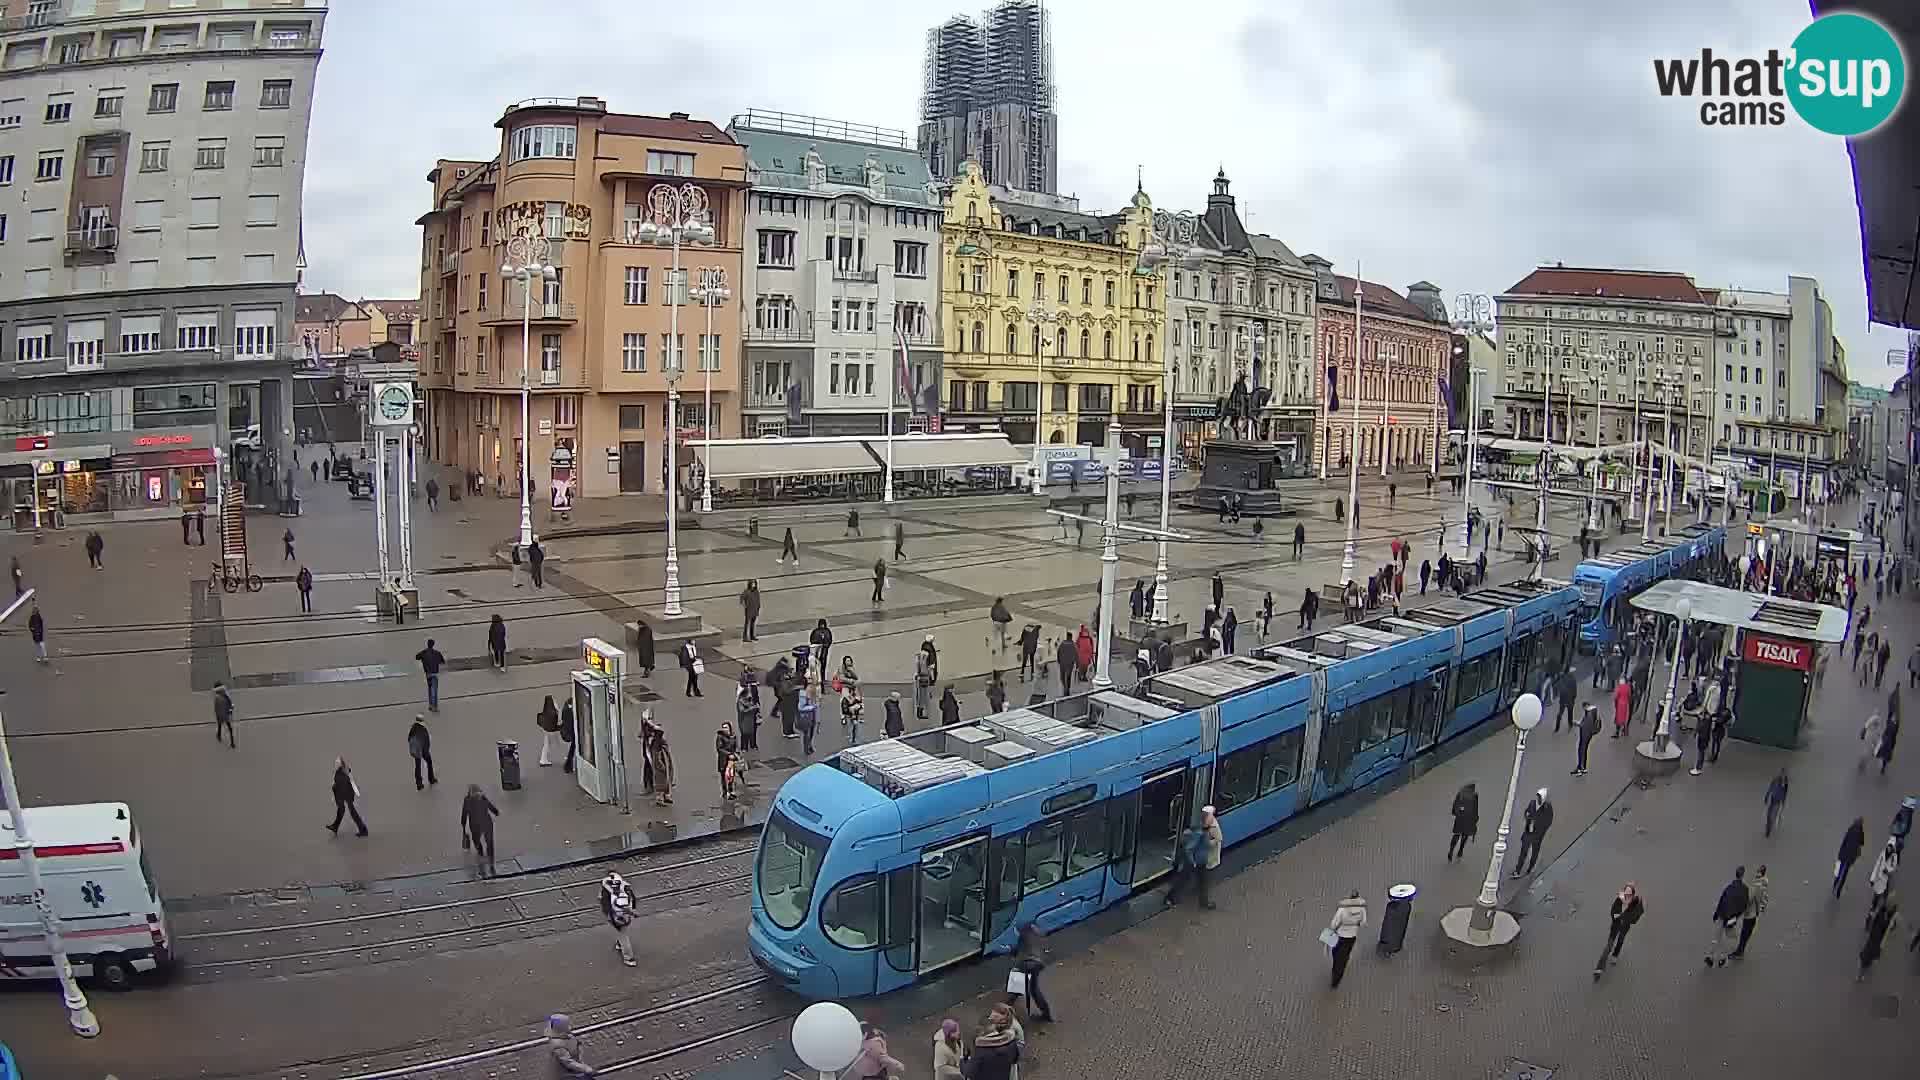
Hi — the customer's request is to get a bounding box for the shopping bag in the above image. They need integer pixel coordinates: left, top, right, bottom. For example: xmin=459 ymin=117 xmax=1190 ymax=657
xmin=692 ymin=658 xmax=707 ymax=676
xmin=1005 ymin=969 xmax=1027 ymax=995
xmin=1317 ymin=928 xmax=1340 ymax=950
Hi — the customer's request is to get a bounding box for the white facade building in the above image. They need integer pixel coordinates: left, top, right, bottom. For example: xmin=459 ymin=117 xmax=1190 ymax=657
xmin=728 ymin=111 xmax=943 ymax=437
xmin=0 ymin=0 xmax=323 ymax=519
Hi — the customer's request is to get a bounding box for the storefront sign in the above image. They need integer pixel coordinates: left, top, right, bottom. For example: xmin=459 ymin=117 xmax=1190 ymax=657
xmin=582 ymin=640 xmax=620 ymax=676
xmin=132 ymin=434 xmax=194 ymax=447
xmin=1173 ymin=403 xmax=1220 ymax=420
xmin=13 ymin=436 xmax=49 ymax=451
xmin=1743 ymin=634 xmax=1812 ymax=671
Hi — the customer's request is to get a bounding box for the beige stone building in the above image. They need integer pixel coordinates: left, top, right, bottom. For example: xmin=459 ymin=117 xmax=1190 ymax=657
xmin=416 ymin=96 xmax=746 ymax=499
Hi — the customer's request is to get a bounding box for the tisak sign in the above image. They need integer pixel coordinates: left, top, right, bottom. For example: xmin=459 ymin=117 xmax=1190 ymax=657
xmin=1743 ymin=634 xmax=1812 ymax=672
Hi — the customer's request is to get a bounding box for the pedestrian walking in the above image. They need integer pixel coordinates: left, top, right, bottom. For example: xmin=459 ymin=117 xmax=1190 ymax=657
xmin=1836 ymin=817 xmax=1868 ymax=896
xmin=1075 ymin=624 xmax=1095 ymax=680
xmin=990 ymin=596 xmax=1013 ymax=656
xmin=939 ymin=685 xmax=960 ymax=726
xmin=1860 ymin=895 xmax=1901 ymax=981
xmin=311 ymin=459 xmax=321 ymax=484
xmin=1447 ymin=782 xmax=1478 ymax=860
xmin=488 ymin=614 xmax=508 ymax=670
xmin=845 ymin=507 xmax=861 ymax=536
xmin=1325 ymin=890 xmax=1368 ymax=988
xmin=774 ymin=527 xmax=799 ymax=566
xmin=536 ymin=694 xmax=561 ymax=766
xmin=1763 ymin=770 xmax=1789 ymax=836
xmin=1877 ymin=638 xmax=1893 ymax=688
xmin=679 ymin=640 xmax=704 ymax=697
xmin=283 ymin=528 xmax=296 ymax=562
xmin=600 ymin=871 xmax=639 ymax=967
xmin=1730 ymin=864 xmax=1768 ymax=958
xmin=870 ymin=559 xmax=886 ymax=605
xmin=1867 ymin=838 xmax=1899 ymax=919
xmin=1573 ymin=703 xmax=1600 ymax=775
xmin=1594 ymin=881 xmax=1644 ymax=978
xmin=894 ymin=521 xmax=907 ymax=561
xmin=1293 ymin=522 xmax=1307 ymax=561
xmin=211 ymin=681 xmax=236 ymax=748
xmin=987 ymin=674 xmax=1008 ymax=714
xmin=425 ymin=477 xmax=439 ymax=510
xmin=645 ymin=725 xmax=675 ymax=805
xmin=194 ymin=507 xmax=205 ymax=545
xmin=740 ymin=580 xmax=761 ymax=640
xmin=716 ymin=722 xmax=739 ymax=800
xmin=326 ymin=758 xmax=368 ymax=837
xmin=526 ymin=537 xmax=545 ymax=588
xmin=83 ymin=531 xmax=103 ymax=570
xmin=1211 ymin=570 xmax=1225 ymax=611
xmin=27 ymin=603 xmax=46 ymax=663
xmin=1163 ymin=819 xmax=1216 ymax=910
xmin=1222 ymin=606 xmax=1238 ymax=654
xmin=415 ymin=638 xmax=446 ymax=711
xmin=460 ymin=783 xmax=498 ymax=864
xmin=10 ymin=555 xmax=22 ymax=597
xmin=809 ymin=618 xmax=834 ymax=682
xmin=407 ymin=714 xmax=437 ymax=790
xmin=1553 ymin=670 xmax=1577 ymax=732
xmin=1706 ymin=865 xmax=1749 ymax=968
xmin=296 ymin=565 xmax=314 ymax=612
xmin=884 ymin=691 xmax=905 ymax=739
xmin=560 ymin=698 xmax=577 ymax=774
xmin=915 ymin=644 xmax=937 ymax=718
xmin=1708 ymin=696 xmax=1729 ymax=761
xmin=849 ymin=1023 xmax=908 ymax=1080
xmin=1012 ymin=921 xmax=1055 ymax=1023
xmin=1691 ymin=711 xmax=1712 ymax=776
xmin=840 ymin=684 xmax=865 ymax=745
xmin=736 ymin=671 xmax=762 ymax=761
xmin=1610 ymin=676 xmax=1631 ymax=738
xmin=1018 ymin=623 xmax=1041 ymax=681
xmin=932 ymin=1019 xmax=965 ymax=1080
xmin=545 ymin=1014 xmax=595 ymax=1078
xmin=1875 ymin=711 xmax=1900 ymax=774
xmin=1511 ymin=788 xmax=1553 ymax=876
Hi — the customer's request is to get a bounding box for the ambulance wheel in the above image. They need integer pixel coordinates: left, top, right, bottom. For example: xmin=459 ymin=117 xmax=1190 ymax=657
xmin=93 ymin=952 xmax=135 ymax=991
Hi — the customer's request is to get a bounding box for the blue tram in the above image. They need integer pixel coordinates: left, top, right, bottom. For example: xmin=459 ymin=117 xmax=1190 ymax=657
xmin=747 ymin=580 xmax=1581 ymax=1000
xmin=1573 ymin=521 xmax=1727 ymax=653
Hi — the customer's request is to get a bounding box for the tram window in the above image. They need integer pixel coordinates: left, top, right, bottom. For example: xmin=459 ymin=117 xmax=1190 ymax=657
xmin=1319 ymin=709 xmax=1360 ymax=780
xmin=1260 ymin=729 xmax=1304 ymax=794
xmin=1064 ymin=806 xmax=1109 ymax=877
xmin=1042 ymin=785 xmax=1097 ymax=816
xmin=1386 ymin=685 xmax=1413 ymax=738
xmin=758 ymin=809 xmax=828 ymax=931
xmin=1213 ymin=744 xmax=1262 ymax=813
xmin=821 ymin=874 xmax=881 ymax=949
xmin=1602 ymin=598 xmax=1617 ymax=628
xmin=1357 ymin=693 xmax=1394 ymax=750
xmin=1023 ymin=819 xmax=1067 ymax=889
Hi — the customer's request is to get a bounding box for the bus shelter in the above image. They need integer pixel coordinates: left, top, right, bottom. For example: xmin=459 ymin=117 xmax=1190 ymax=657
xmin=1630 ymin=580 xmax=1848 ymax=750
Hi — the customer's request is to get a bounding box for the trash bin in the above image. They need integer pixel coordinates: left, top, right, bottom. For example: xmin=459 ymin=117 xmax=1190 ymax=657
xmin=497 ymin=740 xmax=522 ymax=791
xmin=1377 ymin=882 xmax=1417 ymax=955
xmin=792 ymin=644 xmax=813 ymax=681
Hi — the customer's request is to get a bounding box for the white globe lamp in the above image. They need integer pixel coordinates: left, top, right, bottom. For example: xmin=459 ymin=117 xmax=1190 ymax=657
xmin=792 ymin=1001 xmax=863 ymax=1079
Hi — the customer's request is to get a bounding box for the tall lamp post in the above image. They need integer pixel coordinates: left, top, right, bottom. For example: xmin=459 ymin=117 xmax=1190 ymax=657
xmin=1442 ymin=691 xmax=1542 ymax=947
xmin=1341 ymin=271 xmax=1367 ymax=585
xmin=500 ymin=229 xmax=556 ymax=552
xmin=1027 ymin=302 xmax=1061 ymax=496
xmin=632 ymin=182 xmax=716 ymax=617
xmin=691 ymin=267 xmax=731 ymax=514
xmin=1137 ymin=208 xmax=1206 ymax=623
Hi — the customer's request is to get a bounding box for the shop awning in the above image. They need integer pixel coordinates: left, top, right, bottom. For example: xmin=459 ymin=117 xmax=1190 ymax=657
xmin=879 ymin=434 xmax=1026 ymax=471
xmin=0 ymin=444 xmax=112 ymax=467
xmin=694 ymin=439 xmax=881 ymax=480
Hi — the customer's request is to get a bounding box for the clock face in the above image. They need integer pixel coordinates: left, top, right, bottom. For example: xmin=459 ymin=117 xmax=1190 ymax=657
xmin=377 ymin=386 xmax=412 ymax=422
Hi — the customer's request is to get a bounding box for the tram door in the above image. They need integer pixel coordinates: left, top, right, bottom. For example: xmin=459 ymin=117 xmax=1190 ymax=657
xmin=1130 ymin=767 xmax=1190 ymax=887
xmin=914 ymin=835 xmax=988 ymax=976
xmin=1410 ymin=665 xmax=1451 ymax=751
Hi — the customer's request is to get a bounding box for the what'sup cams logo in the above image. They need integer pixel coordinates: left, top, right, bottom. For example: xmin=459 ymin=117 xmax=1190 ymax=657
xmin=1653 ymin=12 xmax=1906 ymax=135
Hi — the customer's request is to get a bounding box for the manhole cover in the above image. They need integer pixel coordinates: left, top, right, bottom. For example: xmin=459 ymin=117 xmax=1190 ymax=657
xmin=1504 ymin=1061 xmax=1554 ymax=1080
xmin=759 ymin=756 xmax=801 ymax=769
xmin=1870 ymin=993 xmax=1899 ymax=1019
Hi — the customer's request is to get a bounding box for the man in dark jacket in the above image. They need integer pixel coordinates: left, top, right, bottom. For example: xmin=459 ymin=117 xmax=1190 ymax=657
xmin=1511 ymin=788 xmax=1553 ymax=876
xmin=809 ymin=619 xmax=834 ymax=683
xmin=1707 ymin=865 xmax=1749 ymax=968
xmin=212 ymin=681 xmax=236 ymax=748
xmin=407 ymin=714 xmax=437 ymax=790
xmin=938 ymin=685 xmax=960 ymax=726
xmin=883 ymin=691 xmax=905 ymax=738
xmin=1835 ymin=817 xmax=1867 ymax=896
xmin=1573 ymin=702 xmax=1601 ymax=775
xmin=1055 ymin=636 xmax=1077 ymax=697
xmin=415 ymin=639 xmax=446 ymax=711
xmin=1211 ymin=571 xmax=1225 ymax=611
xmin=870 ymin=559 xmax=886 ymax=605
xmin=1553 ymin=669 xmax=1579 ymax=732
xmin=84 ymin=531 xmax=104 ymax=570
xmin=460 ymin=783 xmax=499 ymax=864
xmin=1018 ymin=623 xmax=1041 ymax=681
xmin=1447 ymin=782 xmax=1478 ymax=861
xmin=526 ymin=537 xmax=545 ymax=589
xmin=990 ymin=597 xmax=1014 ymax=655
xmin=296 ymin=566 xmax=314 ymax=612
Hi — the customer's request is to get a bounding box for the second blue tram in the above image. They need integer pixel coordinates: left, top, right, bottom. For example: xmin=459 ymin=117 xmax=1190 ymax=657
xmin=748 ymin=579 xmax=1580 ymax=1000
xmin=1574 ymin=521 xmax=1727 ymax=653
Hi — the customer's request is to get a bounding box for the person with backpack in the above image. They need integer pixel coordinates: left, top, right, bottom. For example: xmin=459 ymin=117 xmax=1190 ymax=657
xmin=536 ymin=694 xmax=561 ymax=767
xmin=600 ymin=871 xmax=638 ymax=967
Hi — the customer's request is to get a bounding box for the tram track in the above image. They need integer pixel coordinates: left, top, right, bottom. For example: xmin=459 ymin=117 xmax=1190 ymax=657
xmin=178 ymin=847 xmax=756 ymax=976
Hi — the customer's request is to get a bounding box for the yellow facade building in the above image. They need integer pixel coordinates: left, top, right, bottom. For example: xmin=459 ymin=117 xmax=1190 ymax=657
xmin=937 ymin=162 xmax=1166 ymax=447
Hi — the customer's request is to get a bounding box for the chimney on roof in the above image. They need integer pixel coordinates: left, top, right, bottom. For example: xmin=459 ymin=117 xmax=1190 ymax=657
xmin=670 ymin=111 xmax=690 ymax=121
xmin=1405 ymin=281 xmax=1446 ymax=322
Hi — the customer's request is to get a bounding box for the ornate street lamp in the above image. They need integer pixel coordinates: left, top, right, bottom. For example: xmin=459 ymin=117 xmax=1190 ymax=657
xmin=1136 ymin=208 xmax=1208 ymax=623
xmin=631 ymin=182 xmax=716 ymax=617
xmin=500 ymin=229 xmax=556 ymax=552
xmin=1442 ymin=691 xmax=1542 ymax=947
xmin=690 ymin=267 xmax=731 ymax=513
xmin=1027 ymin=300 xmax=1062 ymax=497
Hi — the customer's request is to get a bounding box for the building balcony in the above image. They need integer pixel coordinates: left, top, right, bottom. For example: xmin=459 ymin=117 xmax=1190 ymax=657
xmin=745 ymin=381 xmax=813 ymax=410
xmin=833 ymin=265 xmax=880 ymax=284
xmin=480 ymin=301 xmax=578 ymax=326
xmin=64 ymin=226 xmax=116 ymax=255
xmin=746 ymin=321 xmax=814 ymax=344
xmin=440 ymin=252 xmax=458 ymax=276
xmin=899 ymin=327 xmax=943 ymax=349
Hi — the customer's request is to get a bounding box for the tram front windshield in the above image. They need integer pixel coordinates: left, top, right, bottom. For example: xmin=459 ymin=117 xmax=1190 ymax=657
xmin=1576 ymin=576 xmax=1605 ymax=627
xmin=758 ymin=809 xmax=828 ymax=930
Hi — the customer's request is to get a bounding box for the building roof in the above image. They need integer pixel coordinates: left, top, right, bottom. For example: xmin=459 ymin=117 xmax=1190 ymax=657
xmin=295 ymin=293 xmax=369 ymax=324
xmin=1000 ymin=201 xmax=1127 ymax=245
xmin=1248 ymin=234 xmax=1306 ymax=267
xmin=1323 ymin=275 xmax=1444 ymax=324
xmin=1502 ymin=266 xmax=1709 ymax=305
xmin=360 ymin=299 xmax=419 ymax=318
xmin=600 ymin=112 xmax=733 ymax=145
xmin=731 ymin=125 xmax=937 ymax=207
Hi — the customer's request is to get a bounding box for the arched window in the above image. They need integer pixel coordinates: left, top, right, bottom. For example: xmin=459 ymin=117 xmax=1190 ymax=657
xmin=1032 ymin=326 xmax=1042 ymax=355
xmin=1080 ymin=329 xmax=1090 ymax=357
xmin=1132 ymin=336 xmax=1140 ymax=363
xmin=1006 ymin=325 xmax=1018 ymax=355
xmin=971 ymin=322 xmax=984 ymax=353
xmin=1207 ymin=361 xmax=1218 ymax=393
xmin=1103 ymin=331 xmax=1114 ymax=359
xmin=1146 ymin=334 xmax=1155 ymax=364
xmin=1056 ymin=327 xmax=1067 ymax=355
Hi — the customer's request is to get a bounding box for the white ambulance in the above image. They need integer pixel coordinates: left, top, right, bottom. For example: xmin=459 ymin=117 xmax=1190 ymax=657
xmin=1 ymin=802 xmax=173 ymax=990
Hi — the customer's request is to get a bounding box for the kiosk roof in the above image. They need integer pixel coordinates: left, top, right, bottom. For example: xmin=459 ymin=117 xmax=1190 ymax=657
xmin=1628 ymin=580 xmax=1848 ymax=642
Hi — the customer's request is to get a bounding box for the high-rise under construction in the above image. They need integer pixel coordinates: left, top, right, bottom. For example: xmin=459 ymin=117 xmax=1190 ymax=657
xmin=919 ymin=1 xmax=1058 ymax=194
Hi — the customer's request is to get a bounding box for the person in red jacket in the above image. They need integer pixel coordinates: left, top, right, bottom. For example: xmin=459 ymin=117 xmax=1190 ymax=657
xmin=1075 ymin=624 xmax=1095 ymax=681
xmin=1612 ymin=676 xmax=1632 ymax=738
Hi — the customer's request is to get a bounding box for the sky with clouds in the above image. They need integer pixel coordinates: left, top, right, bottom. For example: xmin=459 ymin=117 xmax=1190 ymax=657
xmin=304 ymin=0 xmax=1911 ymax=387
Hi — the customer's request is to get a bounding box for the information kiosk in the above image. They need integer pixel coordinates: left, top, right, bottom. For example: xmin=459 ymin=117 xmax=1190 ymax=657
xmin=573 ymin=638 xmax=630 ymax=809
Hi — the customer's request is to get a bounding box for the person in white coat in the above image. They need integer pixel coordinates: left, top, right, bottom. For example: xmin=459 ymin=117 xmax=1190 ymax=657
xmin=1867 ymin=838 xmax=1899 ymax=920
xmin=1326 ymin=890 xmax=1368 ymax=989
xmin=1861 ymin=713 xmax=1886 ymax=770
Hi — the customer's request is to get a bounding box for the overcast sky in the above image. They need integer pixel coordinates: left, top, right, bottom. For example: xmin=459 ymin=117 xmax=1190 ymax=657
xmin=304 ymin=0 xmax=1911 ymax=387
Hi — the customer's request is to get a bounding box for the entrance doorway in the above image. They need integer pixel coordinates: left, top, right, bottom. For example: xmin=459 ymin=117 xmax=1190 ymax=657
xmin=916 ymin=835 xmax=987 ymax=975
xmin=618 ymin=441 xmax=646 ymax=493
xmin=1131 ymin=767 xmax=1188 ymax=886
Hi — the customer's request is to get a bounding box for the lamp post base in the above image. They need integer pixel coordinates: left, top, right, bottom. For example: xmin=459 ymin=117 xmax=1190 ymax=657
xmin=1441 ymin=904 xmax=1521 ymax=948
